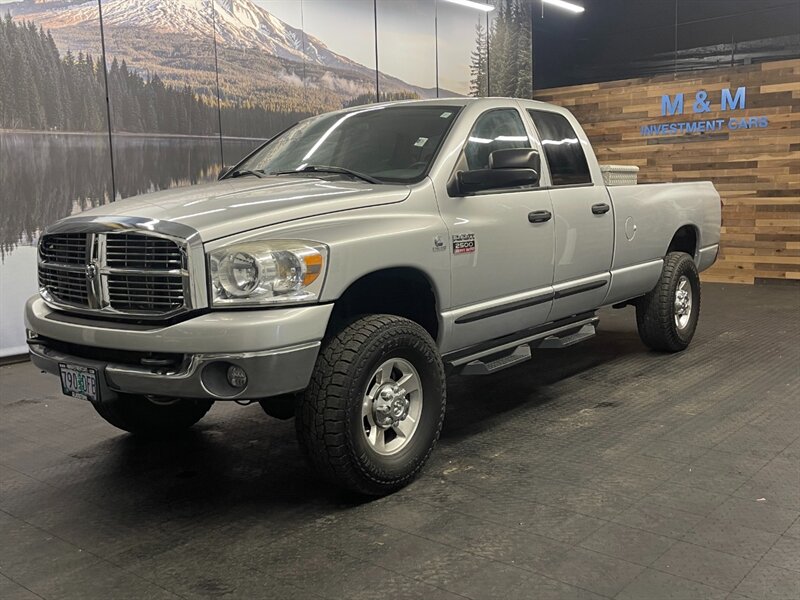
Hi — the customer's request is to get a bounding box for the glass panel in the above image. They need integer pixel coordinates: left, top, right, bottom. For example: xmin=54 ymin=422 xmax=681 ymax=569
xmin=487 ymin=0 xmax=532 ymax=97
xmin=527 ymin=109 xmax=591 ymax=186
xmin=437 ymin=0 xmax=488 ymax=97
xmin=216 ymin=0 xmax=309 ymax=165
xmin=303 ymin=0 xmax=378 ymax=107
xmin=376 ymin=0 xmax=436 ymax=101
xmin=100 ymin=0 xmax=222 ymax=199
xmin=464 ymin=109 xmax=530 ymax=171
xmin=239 ymin=104 xmax=461 ymax=183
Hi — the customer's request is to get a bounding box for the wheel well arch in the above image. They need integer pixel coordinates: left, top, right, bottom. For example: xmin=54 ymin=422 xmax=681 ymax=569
xmin=326 ymin=267 xmax=440 ymax=342
xmin=667 ymin=224 xmax=699 ymax=259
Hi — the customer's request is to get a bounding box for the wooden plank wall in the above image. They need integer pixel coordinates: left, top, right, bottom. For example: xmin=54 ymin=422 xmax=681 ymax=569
xmin=535 ymin=59 xmax=800 ymax=285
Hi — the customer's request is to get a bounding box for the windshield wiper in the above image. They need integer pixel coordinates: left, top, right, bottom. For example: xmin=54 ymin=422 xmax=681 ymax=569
xmin=273 ymin=165 xmax=381 ymax=184
xmin=227 ymin=168 xmax=265 ymax=179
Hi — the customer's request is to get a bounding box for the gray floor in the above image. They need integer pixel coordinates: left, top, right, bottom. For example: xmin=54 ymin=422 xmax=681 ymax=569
xmin=1 ymin=283 xmax=799 ymax=600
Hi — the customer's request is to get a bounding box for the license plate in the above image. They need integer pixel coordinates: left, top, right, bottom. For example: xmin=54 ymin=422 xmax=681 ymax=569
xmin=58 ymin=363 xmax=99 ymax=402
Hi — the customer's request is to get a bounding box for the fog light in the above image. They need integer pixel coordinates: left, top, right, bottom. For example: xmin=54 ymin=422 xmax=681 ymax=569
xmin=226 ymin=365 xmax=248 ymax=389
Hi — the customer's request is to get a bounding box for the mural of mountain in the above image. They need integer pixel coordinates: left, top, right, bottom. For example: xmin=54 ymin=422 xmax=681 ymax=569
xmin=21 ymin=0 xmax=365 ymax=71
xmin=6 ymin=0 xmax=454 ymax=111
xmin=0 ymin=0 xmax=473 ymax=355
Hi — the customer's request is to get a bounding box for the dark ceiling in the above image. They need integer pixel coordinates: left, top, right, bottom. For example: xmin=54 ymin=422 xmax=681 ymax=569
xmin=531 ymin=0 xmax=800 ymax=88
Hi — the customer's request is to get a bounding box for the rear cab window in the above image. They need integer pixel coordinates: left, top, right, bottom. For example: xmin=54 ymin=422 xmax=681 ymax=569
xmin=527 ymin=109 xmax=592 ymax=186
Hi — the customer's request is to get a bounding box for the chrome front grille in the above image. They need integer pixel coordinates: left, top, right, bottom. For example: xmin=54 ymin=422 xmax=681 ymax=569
xmin=40 ymin=233 xmax=90 ymax=265
xmin=38 ymin=225 xmax=196 ymax=320
xmin=39 ymin=264 xmax=90 ymax=305
xmin=106 ymin=234 xmax=183 ymax=270
xmin=107 ymin=273 xmax=185 ymax=312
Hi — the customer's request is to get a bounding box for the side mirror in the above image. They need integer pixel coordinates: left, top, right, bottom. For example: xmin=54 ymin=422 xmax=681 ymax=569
xmin=457 ymin=168 xmax=539 ymax=195
xmin=455 ymin=148 xmax=540 ymax=195
xmin=490 ymin=148 xmax=541 ymax=173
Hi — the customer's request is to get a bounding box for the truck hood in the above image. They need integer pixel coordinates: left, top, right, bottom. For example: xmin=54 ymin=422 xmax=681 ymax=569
xmin=74 ymin=177 xmax=411 ymax=241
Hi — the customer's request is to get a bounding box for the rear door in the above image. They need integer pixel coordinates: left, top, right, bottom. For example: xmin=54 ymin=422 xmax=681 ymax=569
xmin=526 ymin=108 xmax=614 ymax=321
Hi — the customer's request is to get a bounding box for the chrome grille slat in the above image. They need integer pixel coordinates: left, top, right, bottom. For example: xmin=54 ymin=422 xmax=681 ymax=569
xmin=105 ymin=254 xmax=182 ymax=259
xmin=39 ymin=280 xmax=87 ymax=292
xmin=38 ymin=229 xmax=190 ymax=318
xmin=107 ymin=283 xmax=184 ymax=289
xmin=106 ymin=271 xmax=184 ymax=312
xmin=107 ymin=290 xmax=183 ymax=295
xmin=108 ymin=297 xmax=183 ymax=302
xmin=107 ymin=289 xmax=184 ymax=295
xmin=39 ymin=233 xmax=89 ymax=265
xmin=38 ymin=265 xmax=89 ymax=305
xmin=39 ymin=281 xmax=87 ymax=291
xmin=40 ymin=262 xmax=87 ymax=272
xmin=106 ymin=234 xmax=183 ymax=270
xmin=103 ymin=268 xmax=184 ymax=276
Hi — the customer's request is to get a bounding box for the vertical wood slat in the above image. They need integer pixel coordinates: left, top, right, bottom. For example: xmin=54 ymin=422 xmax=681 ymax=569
xmin=535 ymin=59 xmax=800 ymax=285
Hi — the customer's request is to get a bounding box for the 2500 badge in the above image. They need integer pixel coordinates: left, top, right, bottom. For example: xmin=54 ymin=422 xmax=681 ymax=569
xmin=452 ymin=233 xmax=476 ymax=254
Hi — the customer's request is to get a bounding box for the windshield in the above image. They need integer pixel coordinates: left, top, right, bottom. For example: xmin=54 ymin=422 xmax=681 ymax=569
xmin=235 ymin=104 xmax=462 ymax=184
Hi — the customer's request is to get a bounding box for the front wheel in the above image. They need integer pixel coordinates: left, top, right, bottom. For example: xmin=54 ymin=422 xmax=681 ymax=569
xmin=635 ymin=251 xmax=701 ymax=352
xmin=296 ymin=315 xmax=446 ymax=496
xmin=92 ymin=395 xmax=213 ymax=436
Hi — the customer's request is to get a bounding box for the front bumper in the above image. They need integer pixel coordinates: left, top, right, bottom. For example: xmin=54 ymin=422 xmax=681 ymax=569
xmin=25 ymin=296 xmax=333 ymax=401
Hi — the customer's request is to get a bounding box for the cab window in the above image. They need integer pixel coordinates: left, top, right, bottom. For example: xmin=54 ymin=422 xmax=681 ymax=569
xmin=463 ymin=109 xmax=531 ymax=171
xmin=527 ymin=109 xmax=591 ymax=186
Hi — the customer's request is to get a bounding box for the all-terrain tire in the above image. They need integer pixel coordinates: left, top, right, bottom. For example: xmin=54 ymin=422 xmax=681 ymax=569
xmin=296 ymin=315 xmax=446 ymax=496
xmin=636 ymin=251 xmax=701 ymax=352
xmin=92 ymin=395 xmax=213 ymax=436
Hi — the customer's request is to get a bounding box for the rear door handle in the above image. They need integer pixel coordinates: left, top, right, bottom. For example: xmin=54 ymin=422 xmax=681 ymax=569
xmin=592 ymin=203 xmax=610 ymax=215
xmin=528 ymin=210 xmax=552 ymax=223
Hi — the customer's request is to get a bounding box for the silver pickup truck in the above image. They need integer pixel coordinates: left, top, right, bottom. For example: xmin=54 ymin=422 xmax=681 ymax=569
xmin=26 ymin=98 xmax=720 ymax=495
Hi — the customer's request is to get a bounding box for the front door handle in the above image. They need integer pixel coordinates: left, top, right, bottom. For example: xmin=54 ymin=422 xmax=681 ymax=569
xmin=528 ymin=210 xmax=552 ymax=223
xmin=592 ymin=203 xmax=610 ymax=215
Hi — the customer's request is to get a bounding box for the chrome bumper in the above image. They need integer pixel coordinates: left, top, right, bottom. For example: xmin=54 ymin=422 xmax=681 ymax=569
xmin=28 ymin=339 xmax=320 ymax=401
xmin=25 ymin=296 xmax=332 ymax=401
xmin=697 ymin=244 xmax=720 ymax=272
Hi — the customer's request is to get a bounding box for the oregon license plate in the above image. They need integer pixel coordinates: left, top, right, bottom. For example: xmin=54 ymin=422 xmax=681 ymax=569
xmin=58 ymin=363 xmax=99 ymax=402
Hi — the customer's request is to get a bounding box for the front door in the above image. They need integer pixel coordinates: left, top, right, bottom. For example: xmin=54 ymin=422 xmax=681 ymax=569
xmin=437 ymin=107 xmax=555 ymax=353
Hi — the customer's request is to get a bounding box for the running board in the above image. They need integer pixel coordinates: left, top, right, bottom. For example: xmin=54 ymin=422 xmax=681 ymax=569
xmin=460 ymin=344 xmax=531 ymax=376
xmin=446 ymin=314 xmax=599 ymax=369
xmin=537 ymin=323 xmax=597 ymax=349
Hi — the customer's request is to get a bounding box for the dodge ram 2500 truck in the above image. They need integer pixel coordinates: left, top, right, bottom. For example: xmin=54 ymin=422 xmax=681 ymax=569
xmin=26 ymin=98 xmax=721 ymax=495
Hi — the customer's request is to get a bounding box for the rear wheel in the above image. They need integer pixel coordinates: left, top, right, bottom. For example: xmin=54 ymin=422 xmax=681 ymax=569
xmin=296 ymin=315 xmax=446 ymax=496
xmin=636 ymin=251 xmax=701 ymax=352
xmin=92 ymin=395 xmax=213 ymax=436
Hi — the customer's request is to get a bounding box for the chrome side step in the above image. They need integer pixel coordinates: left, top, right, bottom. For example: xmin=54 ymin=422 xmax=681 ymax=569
xmin=538 ymin=323 xmax=597 ymax=349
xmin=460 ymin=344 xmax=531 ymax=376
xmin=448 ymin=315 xmax=600 ymax=369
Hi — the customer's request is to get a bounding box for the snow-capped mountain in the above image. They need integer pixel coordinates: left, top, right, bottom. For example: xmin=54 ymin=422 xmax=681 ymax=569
xmin=11 ymin=0 xmax=375 ymax=77
xmin=216 ymin=0 xmax=376 ymax=75
xmin=8 ymin=0 xmax=455 ymax=103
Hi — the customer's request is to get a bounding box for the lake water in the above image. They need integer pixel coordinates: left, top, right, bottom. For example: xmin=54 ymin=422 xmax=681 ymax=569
xmin=0 ymin=132 xmax=262 ymax=355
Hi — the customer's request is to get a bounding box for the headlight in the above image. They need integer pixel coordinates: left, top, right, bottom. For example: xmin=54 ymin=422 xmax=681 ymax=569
xmin=209 ymin=240 xmax=327 ymax=306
